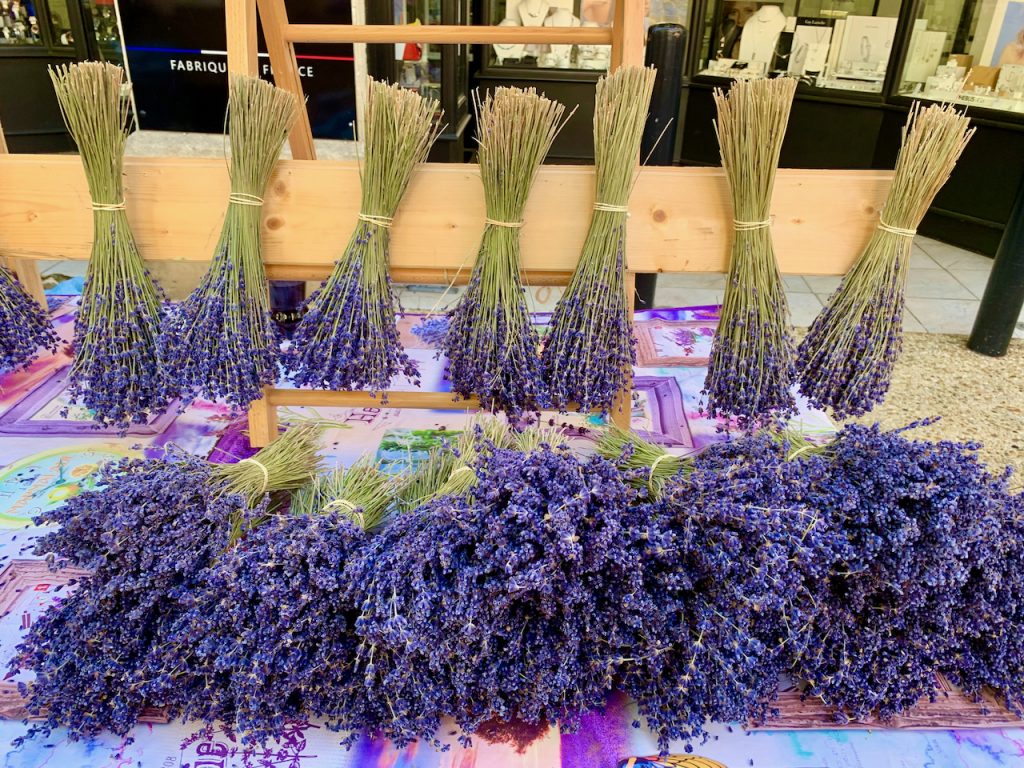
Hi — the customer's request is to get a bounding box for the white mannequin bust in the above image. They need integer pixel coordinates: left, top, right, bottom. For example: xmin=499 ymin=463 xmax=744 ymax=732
xmin=517 ymin=0 xmax=550 ymax=26
xmin=541 ymin=8 xmax=579 ymax=68
xmin=493 ymin=18 xmax=525 ymax=63
xmin=738 ymin=5 xmax=786 ymax=65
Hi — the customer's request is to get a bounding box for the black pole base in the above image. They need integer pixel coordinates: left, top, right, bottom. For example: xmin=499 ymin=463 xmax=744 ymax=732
xmin=967 ymin=171 xmax=1024 ymax=357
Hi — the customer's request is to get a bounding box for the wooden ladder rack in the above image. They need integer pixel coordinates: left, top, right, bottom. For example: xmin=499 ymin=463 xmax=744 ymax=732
xmin=0 ymin=2 xmax=895 ymax=447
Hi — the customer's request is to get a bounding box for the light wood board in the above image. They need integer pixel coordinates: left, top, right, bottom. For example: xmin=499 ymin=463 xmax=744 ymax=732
xmin=0 ymin=155 xmax=892 ymax=277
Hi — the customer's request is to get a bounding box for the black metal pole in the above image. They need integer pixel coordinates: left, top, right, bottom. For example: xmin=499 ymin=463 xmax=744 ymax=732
xmin=635 ymin=23 xmax=686 ymax=310
xmin=967 ymin=170 xmax=1024 ymax=357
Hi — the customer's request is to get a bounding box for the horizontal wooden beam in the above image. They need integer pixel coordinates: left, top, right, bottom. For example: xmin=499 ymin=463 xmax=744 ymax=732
xmin=267 ymin=388 xmax=480 ymax=410
xmin=284 ymin=23 xmax=613 ymax=45
xmin=0 ymin=155 xmax=893 ymax=276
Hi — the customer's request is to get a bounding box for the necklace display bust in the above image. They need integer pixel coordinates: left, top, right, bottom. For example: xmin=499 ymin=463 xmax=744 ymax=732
xmin=738 ymin=5 xmax=786 ymax=65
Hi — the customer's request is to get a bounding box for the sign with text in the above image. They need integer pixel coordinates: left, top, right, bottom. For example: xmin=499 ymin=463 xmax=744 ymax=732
xmin=118 ymin=0 xmax=356 ymax=138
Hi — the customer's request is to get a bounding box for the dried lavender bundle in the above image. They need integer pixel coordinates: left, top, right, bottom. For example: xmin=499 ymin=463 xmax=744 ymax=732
xmin=0 ymin=265 xmax=57 ymax=373
xmin=796 ymin=104 xmax=973 ymax=418
xmin=50 ymin=62 xmax=170 ymax=430
xmin=285 ymin=78 xmax=440 ymax=394
xmin=542 ymin=66 xmax=655 ymax=413
xmin=595 ymin=425 xmax=693 ymax=497
xmin=441 ymin=87 xmax=571 ymax=413
xmin=703 ymin=78 xmax=798 ymax=430
xmin=160 ymin=75 xmax=297 ymax=409
xmin=290 ymin=458 xmax=396 ymax=530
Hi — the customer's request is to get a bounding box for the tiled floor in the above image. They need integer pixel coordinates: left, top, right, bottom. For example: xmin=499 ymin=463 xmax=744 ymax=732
xmin=35 ymin=235 xmax=1023 ymax=338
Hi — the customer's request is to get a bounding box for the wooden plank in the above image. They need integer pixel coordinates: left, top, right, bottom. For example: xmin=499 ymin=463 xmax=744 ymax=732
xmin=247 ymin=388 xmax=279 ymax=448
xmin=267 ymin=389 xmax=481 ymax=409
xmin=284 ymin=23 xmax=613 ymax=45
xmin=255 ymin=0 xmax=317 ymax=160
xmin=225 ymin=0 xmax=258 ymax=76
xmin=8 ymin=258 xmax=46 ymax=307
xmin=0 ymin=155 xmax=893 ymax=276
xmin=611 ymin=0 xmax=646 ymax=69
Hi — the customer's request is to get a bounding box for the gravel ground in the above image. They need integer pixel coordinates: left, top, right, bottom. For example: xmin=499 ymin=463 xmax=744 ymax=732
xmin=849 ymin=333 xmax=1024 ymax=478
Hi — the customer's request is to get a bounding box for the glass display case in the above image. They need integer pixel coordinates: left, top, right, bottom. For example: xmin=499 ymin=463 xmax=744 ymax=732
xmin=0 ymin=0 xmax=46 ymax=47
xmin=479 ymin=0 xmax=614 ymax=74
xmin=696 ymin=0 xmax=901 ymax=94
xmin=896 ymin=0 xmax=1024 ymax=114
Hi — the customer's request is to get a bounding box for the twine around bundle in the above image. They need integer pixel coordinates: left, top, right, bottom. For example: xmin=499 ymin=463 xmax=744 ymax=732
xmin=484 ymin=218 xmax=524 ymax=228
xmin=733 ymin=218 xmax=772 ymax=231
xmin=358 ymin=213 xmax=394 ymax=228
xmin=877 ymin=218 xmax=917 ymax=238
xmin=229 ymin=193 xmax=265 ymax=207
xmin=91 ymin=201 xmax=126 ymax=211
xmin=239 ymin=457 xmax=270 ymax=493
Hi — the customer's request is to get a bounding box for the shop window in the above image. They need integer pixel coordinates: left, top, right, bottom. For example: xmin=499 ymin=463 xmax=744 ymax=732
xmin=898 ymin=0 xmax=1024 ymax=114
xmin=0 ymin=0 xmax=42 ymax=45
xmin=697 ymin=0 xmax=901 ymax=94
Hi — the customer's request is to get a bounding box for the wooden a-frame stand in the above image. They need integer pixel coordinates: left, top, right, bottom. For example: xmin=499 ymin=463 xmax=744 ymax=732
xmin=0 ymin=0 xmax=895 ymax=446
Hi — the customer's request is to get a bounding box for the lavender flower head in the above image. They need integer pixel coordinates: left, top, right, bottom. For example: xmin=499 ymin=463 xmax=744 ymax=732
xmin=0 ymin=265 xmax=58 ymax=374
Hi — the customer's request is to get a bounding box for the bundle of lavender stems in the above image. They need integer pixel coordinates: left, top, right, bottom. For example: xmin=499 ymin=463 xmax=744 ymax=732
xmin=0 ymin=265 xmax=57 ymax=374
xmin=50 ymin=62 xmax=171 ymax=431
xmin=441 ymin=87 xmax=570 ymax=414
xmin=542 ymin=65 xmax=655 ymax=414
xmin=285 ymin=78 xmax=440 ymax=395
xmin=703 ymin=77 xmax=798 ymax=431
xmin=160 ymin=75 xmax=297 ymax=410
xmin=796 ymin=103 xmax=974 ymax=418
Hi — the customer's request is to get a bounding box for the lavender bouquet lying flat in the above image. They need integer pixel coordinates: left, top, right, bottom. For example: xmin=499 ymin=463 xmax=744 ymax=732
xmin=702 ymin=77 xmax=798 ymax=431
xmin=441 ymin=87 xmax=570 ymax=414
xmin=796 ymin=104 xmax=973 ymax=418
xmin=160 ymin=75 xmax=298 ymax=410
xmin=542 ymin=66 xmax=655 ymax=414
xmin=285 ymin=78 xmax=440 ymax=395
xmin=0 ymin=265 xmax=57 ymax=374
xmin=50 ymin=62 xmax=170 ymax=430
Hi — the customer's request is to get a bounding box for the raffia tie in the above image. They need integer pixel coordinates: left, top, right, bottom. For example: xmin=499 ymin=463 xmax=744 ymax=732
xmin=485 ymin=218 xmax=524 ymax=228
xmin=92 ymin=201 xmax=126 ymax=211
xmin=324 ymin=498 xmax=366 ymax=527
xmin=732 ymin=218 xmax=772 ymax=231
xmin=239 ymin=457 xmax=269 ymax=493
xmin=593 ymin=202 xmax=630 ymax=215
xmin=229 ymin=193 xmax=264 ymax=207
xmin=877 ymin=218 xmax=917 ymax=238
xmin=649 ymin=453 xmax=673 ymax=482
xmin=450 ymin=465 xmax=475 ymax=478
xmin=358 ymin=213 xmax=394 ymax=229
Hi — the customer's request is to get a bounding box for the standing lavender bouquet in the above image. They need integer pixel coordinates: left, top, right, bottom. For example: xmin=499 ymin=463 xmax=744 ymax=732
xmin=285 ymin=78 xmax=440 ymax=394
xmin=50 ymin=63 xmax=169 ymax=430
xmin=0 ymin=265 xmax=57 ymax=373
xmin=703 ymin=78 xmax=797 ymax=430
xmin=542 ymin=66 xmax=655 ymax=414
xmin=796 ymin=104 xmax=973 ymax=418
xmin=160 ymin=75 xmax=298 ymax=409
xmin=441 ymin=88 xmax=570 ymax=413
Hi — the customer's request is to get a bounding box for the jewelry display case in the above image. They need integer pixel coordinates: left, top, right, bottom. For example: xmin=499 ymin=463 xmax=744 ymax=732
xmin=696 ymin=0 xmax=901 ymax=95
xmin=894 ymin=0 xmax=1024 ymax=116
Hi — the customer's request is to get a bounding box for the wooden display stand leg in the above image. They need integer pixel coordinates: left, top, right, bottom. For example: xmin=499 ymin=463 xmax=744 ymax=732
xmin=8 ymin=258 xmax=46 ymax=308
xmin=247 ymin=387 xmax=279 ymax=447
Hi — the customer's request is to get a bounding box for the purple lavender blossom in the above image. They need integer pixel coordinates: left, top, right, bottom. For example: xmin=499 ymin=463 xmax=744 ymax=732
xmin=67 ymin=264 xmax=173 ymax=431
xmin=344 ymin=443 xmax=640 ymax=747
xmin=542 ymin=240 xmax=634 ymax=414
xmin=411 ymin=315 xmax=449 ymax=348
xmin=14 ymin=454 xmax=250 ymax=741
xmin=796 ymin=249 xmax=907 ymax=418
xmin=442 ymin=264 xmax=548 ymax=414
xmin=159 ymin=254 xmax=281 ymax=410
xmin=284 ymin=230 xmax=418 ymax=394
xmin=0 ymin=266 xmax=58 ymax=374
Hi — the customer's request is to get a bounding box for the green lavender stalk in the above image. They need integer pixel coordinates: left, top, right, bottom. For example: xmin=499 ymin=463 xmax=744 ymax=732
xmin=290 ymin=459 xmax=395 ymax=531
xmin=596 ymin=425 xmax=694 ymax=497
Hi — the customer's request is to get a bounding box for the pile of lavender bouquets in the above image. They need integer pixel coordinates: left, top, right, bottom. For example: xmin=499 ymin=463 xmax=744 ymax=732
xmin=14 ymin=420 xmax=1024 ymax=752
